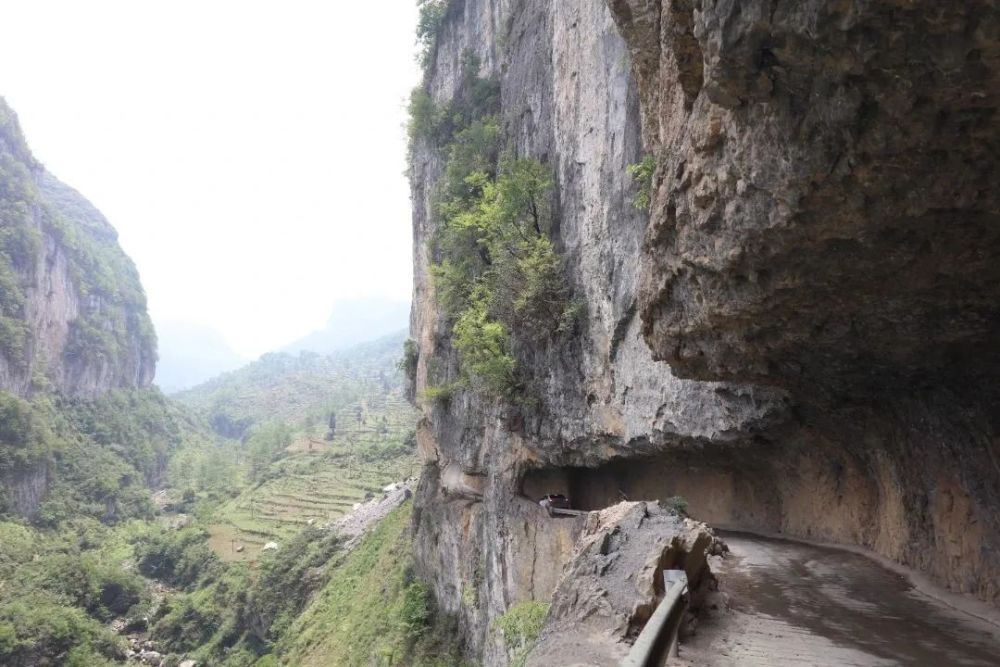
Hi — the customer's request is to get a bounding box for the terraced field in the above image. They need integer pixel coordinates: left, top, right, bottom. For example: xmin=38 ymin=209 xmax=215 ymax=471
xmin=175 ymin=332 xmax=422 ymax=561
xmin=208 ymin=394 xmax=418 ymax=561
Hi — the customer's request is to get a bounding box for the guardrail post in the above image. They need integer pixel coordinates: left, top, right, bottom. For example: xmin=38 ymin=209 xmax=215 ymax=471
xmin=620 ymin=569 xmax=689 ymax=667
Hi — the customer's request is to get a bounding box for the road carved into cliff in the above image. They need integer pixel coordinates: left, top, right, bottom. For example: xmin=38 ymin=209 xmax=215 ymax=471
xmin=680 ymin=532 xmax=1000 ymax=666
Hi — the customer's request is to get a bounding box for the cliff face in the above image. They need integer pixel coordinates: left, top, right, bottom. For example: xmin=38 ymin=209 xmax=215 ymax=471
xmin=610 ymin=0 xmax=1000 ymax=395
xmin=0 ymin=99 xmax=158 ymax=518
xmin=410 ymin=1 xmax=782 ymax=663
xmin=0 ymin=99 xmax=156 ymax=398
xmin=410 ymin=1 xmax=1000 ymax=663
xmin=608 ymin=0 xmax=1000 ymax=601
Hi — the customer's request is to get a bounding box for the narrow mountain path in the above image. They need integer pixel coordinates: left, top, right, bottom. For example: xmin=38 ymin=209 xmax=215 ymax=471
xmin=680 ymin=532 xmax=1000 ymax=666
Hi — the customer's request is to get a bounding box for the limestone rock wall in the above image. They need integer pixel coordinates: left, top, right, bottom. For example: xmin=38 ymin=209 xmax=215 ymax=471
xmin=0 ymin=99 xmax=156 ymax=398
xmin=609 ymin=0 xmax=1000 ymax=392
xmin=409 ymin=1 xmax=783 ymax=663
xmin=409 ymin=1 xmax=1000 ymax=664
xmin=607 ymin=0 xmax=1000 ymax=605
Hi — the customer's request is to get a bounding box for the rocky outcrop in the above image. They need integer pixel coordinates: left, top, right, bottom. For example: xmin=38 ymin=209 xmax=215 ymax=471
xmin=0 ymin=98 xmax=156 ymax=398
xmin=609 ymin=0 xmax=1000 ymax=395
xmin=525 ymin=501 xmax=720 ymax=666
xmin=3 ymin=462 xmax=49 ymax=517
xmin=410 ymin=2 xmax=784 ymax=664
xmin=409 ymin=1 xmax=1000 ymax=664
xmin=606 ymin=0 xmax=1000 ymax=606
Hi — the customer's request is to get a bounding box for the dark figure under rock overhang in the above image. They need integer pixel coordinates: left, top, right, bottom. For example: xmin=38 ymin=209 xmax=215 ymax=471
xmin=539 ymin=493 xmax=572 ymax=516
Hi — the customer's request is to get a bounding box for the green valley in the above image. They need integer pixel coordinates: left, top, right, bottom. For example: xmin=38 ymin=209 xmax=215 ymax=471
xmin=0 ymin=88 xmax=447 ymax=666
xmin=0 ymin=331 xmax=437 ymax=666
xmin=173 ymin=332 xmax=420 ymax=562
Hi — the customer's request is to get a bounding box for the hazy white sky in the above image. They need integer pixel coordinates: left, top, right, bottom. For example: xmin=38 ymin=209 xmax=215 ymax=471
xmin=0 ymin=1 xmax=420 ymax=357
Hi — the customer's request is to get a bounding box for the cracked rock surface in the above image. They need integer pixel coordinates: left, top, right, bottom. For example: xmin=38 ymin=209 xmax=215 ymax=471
xmin=409 ymin=1 xmax=1000 ymax=664
xmin=525 ymin=501 xmax=720 ymax=667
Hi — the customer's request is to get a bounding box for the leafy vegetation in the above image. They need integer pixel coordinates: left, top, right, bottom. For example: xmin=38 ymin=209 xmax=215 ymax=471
xmin=0 ymin=391 xmax=58 ymax=471
xmin=0 ymin=600 xmax=124 ymax=667
xmin=136 ymin=525 xmax=220 ymax=589
xmin=407 ymin=52 xmax=500 ymax=151
xmin=419 ymin=381 xmax=463 ymax=405
xmin=399 ymin=338 xmax=419 ymax=386
xmin=412 ymin=56 xmax=577 ymax=399
xmin=416 ymin=0 xmax=450 ymax=68
xmin=0 ymin=387 xmax=226 ymax=664
xmin=494 ymin=601 xmax=549 ymax=667
xmin=243 ymin=526 xmax=343 ymax=643
xmin=277 ymin=504 xmax=467 ymax=667
xmin=0 ymin=517 xmax=167 ymax=666
xmin=174 ymin=333 xmax=420 ymax=560
xmin=246 ymin=421 xmax=294 ymax=481
xmin=135 ymin=504 xmax=462 ymax=667
xmin=664 ymin=495 xmax=689 ymax=516
xmin=0 ymin=92 xmax=447 ymax=667
xmin=138 ymin=524 xmax=342 ymax=662
xmin=205 ymin=443 xmax=415 ymax=563
xmin=0 ymin=388 xmax=203 ymax=525
xmin=0 ymin=331 xmax=428 ymax=665
xmin=627 ymin=154 xmax=656 ymax=210
xmin=177 ymin=332 xmax=411 ymax=440
xmin=0 ymin=102 xmax=41 ymax=365
xmin=0 ymin=347 xmax=430 ymax=666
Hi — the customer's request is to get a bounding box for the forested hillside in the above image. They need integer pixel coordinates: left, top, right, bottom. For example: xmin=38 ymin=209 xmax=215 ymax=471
xmin=172 ymin=332 xmax=420 ymax=562
xmin=104 ymin=335 xmax=437 ymax=665
xmin=0 ymin=93 xmax=440 ymax=666
xmin=0 ymin=96 xmax=226 ymax=666
xmin=0 ymin=389 xmax=228 ymax=666
xmin=0 ymin=329 xmax=431 ymax=666
xmin=176 ymin=331 xmax=411 ymax=440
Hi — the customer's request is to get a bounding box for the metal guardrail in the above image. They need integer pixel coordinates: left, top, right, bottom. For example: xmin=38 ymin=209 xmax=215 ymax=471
xmin=549 ymin=507 xmax=587 ymax=517
xmin=621 ymin=569 xmax=689 ymax=667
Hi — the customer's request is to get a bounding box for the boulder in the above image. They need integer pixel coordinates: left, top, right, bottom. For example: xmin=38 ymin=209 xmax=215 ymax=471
xmin=525 ymin=501 xmax=720 ymax=666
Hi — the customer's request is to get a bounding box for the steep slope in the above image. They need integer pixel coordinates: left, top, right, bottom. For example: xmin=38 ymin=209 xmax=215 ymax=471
xmin=0 ymin=100 xmax=229 ymax=667
xmin=407 ymin=2 xmax=783 ymax=663
xmin=121 ymin=339 xmax=430 ymax=666
xmin=407 ymin=1 xmax=1000 ymax=664
xmin=0 ymin=97 xmax=169 ymax=522
xmin=169 ymin=332 xmax=419 ymax=564
xmin=0 ymin=99 xmax=155 ymax=398
xmin=276 ymin=502 xmax=467 ymax=667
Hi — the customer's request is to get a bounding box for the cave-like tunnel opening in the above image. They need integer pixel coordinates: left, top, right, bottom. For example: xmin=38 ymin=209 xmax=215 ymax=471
xmin=520 ymin=454 xmax=783 ymax=530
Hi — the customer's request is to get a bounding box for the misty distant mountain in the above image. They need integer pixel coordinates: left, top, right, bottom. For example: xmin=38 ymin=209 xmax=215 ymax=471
xmin=281 ymin=299 xmax=410 ymax=355
xmin=154 ymin=321 xmax=248 ymax=393
xmin=175 ymin=330 xmax=414 ymax=440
